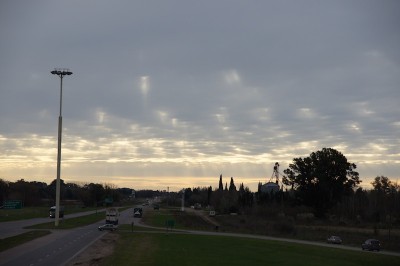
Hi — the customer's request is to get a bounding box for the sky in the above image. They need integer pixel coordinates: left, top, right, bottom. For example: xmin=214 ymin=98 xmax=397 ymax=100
xmin=0 ymin=0 xmax=399 ymax=192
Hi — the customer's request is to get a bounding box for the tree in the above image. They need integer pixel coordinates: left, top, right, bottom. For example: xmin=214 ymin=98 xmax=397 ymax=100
xmin=0 ymin=178 xmax=9 ymax=202
xmin=229 ymin=177 xmax=236 ymax=192
xmin=218 ymin=174 xmax=223 ymax=191
xmin=65 ymin=182 xmax=81 ymax=200
xmin=48 ymin=179 xmax=67 ymax=201
xmin=283 ymin=148 xmax=360 ymax=217
xmin=371 ymin=176 xmax=392 ymax=195
xmin=370 ymin=176 xmax=397 ymax=225
xmin=77 ymin=183 xmax=106 ymax=206
xmin=10 ymin=179 xmax=42 ymax=206
xmin=238 ymin=183 xmax=254 ymax=210
xmin=207 ymin=186 xmax=212 ymax=205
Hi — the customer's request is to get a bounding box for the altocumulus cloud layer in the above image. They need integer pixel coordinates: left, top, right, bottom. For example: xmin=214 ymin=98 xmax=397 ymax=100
xmin=0 ymin=0 xmax=399 ymax=191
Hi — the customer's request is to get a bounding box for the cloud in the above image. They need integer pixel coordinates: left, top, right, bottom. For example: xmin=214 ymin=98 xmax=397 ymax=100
xmin=0 ymin=0 xmax=399 ymax=191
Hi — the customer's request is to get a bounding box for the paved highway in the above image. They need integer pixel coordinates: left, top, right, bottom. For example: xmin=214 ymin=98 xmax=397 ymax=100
xmin=0 ymin=209 xmax=105 ymax=239
xmin=0 ymin=207 xmax=135 ymax=266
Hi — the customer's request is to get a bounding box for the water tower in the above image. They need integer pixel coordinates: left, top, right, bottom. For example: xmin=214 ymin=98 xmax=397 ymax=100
xmin=260 ymin=162 xmax=280 ymax=193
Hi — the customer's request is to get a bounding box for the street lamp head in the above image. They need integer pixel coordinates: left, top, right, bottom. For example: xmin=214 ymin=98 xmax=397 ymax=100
xmin=51 ymin=68 xmax=73 ymax=76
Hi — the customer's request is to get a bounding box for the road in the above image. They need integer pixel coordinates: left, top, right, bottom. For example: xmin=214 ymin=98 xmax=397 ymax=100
xmin=0 ymin=207 xmax=134 ymax=266
xmin=0 ymin=209 xmax=105 ymax=239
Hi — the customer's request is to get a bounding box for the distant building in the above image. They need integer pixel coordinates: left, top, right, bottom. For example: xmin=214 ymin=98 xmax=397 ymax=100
xmin=259 ymin=162 xmax=282 ymax=193
xmin=130 ymin=189 xmax=136 ymax=199
xmin=260 ymin=182 xmax=280 ymax=194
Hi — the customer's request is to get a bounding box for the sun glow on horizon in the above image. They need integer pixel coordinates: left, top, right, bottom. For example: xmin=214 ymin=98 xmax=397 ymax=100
xmin=0 ymin=132 xmax=398 ymax=192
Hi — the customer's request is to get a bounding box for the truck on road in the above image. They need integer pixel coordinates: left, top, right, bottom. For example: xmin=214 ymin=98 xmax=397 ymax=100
xmin=106 ymin=207 xmax=119 ymax=225
xmin=49 ymin=206 xmax=64 ymax=218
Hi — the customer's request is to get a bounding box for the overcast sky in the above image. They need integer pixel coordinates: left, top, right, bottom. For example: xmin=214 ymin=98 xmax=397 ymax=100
xmin=1 ymin=0 xmax=399 ymax=191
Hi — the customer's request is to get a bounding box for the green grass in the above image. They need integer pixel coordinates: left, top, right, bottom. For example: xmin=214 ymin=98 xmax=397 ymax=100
xmin=0 ymin=230 xmax=51 ymax=252
xmin=118 ymin=224 xmax=165 ymax=232
xmin=141 ymin=207 xmax=400 ymax=252
xmin=25 ymin=211 xmax=106 ymax=229
xmin=142 ymin=208 xmax=175 ymax=227
xmin=102 ymin=232 xmax=400 ymax=266
xmin=142 ymin=208 xmax=213 ymax=231
xmin=0 ymin=207 xmax=49 ymax=222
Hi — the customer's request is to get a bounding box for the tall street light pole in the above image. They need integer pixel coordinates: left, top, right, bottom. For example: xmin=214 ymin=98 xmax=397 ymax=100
xmin=51 ymin=68 xmax=72 ymax=226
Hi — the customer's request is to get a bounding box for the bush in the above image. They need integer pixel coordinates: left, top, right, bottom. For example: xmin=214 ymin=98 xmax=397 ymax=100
xmin=273 ymin=217 xmax=296 ymax=235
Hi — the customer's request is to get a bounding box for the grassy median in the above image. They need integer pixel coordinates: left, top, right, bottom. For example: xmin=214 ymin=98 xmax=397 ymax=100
xmin=25 ymin=211 xmax=106 ymax=230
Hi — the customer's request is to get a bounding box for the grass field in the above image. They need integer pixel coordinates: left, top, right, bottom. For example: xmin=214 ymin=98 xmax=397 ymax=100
xmin=141 ymin=207 xmax=400 ymax=252
xmin=102 ymin=231 xmax=400 ymax=266
xmin=142 ymin=207 xmax=212 ymax=230
xmin=104 ymin=207 xmax=400 ymax=265
xmin=0 ymin=207 xmax=50 ymax=222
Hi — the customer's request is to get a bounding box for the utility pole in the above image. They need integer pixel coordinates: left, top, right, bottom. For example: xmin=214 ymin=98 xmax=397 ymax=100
xmin=51 ymin=68 xmax=72 ymax=226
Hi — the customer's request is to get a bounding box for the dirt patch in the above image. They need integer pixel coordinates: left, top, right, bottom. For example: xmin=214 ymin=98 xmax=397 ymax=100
xmin=66 ymin=233 xmax=119 ymax=266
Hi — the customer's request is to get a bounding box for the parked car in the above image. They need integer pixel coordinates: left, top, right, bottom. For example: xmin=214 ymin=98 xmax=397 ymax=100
xmin=327 ymin=236 xmax=342 ymax=244
xmin=98 ymin=224 xmax=118 ymax=231
xmin=361 ymin=239 xmax=381 ymax=251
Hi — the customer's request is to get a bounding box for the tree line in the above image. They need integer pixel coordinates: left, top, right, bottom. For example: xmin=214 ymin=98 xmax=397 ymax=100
xmin=0 ymin=179 xmax=134 ymax=207
xmin=1 ymin=148 xmax=399 ymax=227
xmin=177 ymin=174 xmax=399 ymax=224
xmin=170 ymin=148 xmax=400 ymax=227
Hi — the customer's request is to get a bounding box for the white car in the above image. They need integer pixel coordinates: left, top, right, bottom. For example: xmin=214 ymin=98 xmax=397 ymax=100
xmin=327 ymin=236 xmax=342 ymax=244
xmin=98 ymin=224 xmax=118 ymax=231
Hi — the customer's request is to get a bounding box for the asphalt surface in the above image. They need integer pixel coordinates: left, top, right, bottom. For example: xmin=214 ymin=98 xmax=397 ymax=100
xmin=0 ymin=226 xmax=106 ymax=266
xmin=0 ymin=208 xmax=134 ymax=266
xmin=0 ymin=209 xmax=105 ymax=239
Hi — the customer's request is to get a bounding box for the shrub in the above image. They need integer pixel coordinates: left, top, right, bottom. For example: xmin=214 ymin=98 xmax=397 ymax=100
xmin=273 ymin=217 xmax=296 ymax=235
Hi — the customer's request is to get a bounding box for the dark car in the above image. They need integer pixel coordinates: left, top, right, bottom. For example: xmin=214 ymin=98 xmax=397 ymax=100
xmin=98 ymin=224 xmax=118 ymax=231
xmin=362 ymin=239 xmax=381 ymax=251
xmin=133 ymin=207 xmax=143 ymax=218
xmin=327 ymin=236 xmax=342 ymax=244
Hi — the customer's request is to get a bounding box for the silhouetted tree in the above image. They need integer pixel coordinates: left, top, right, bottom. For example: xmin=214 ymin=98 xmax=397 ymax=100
xmin=238 ymin=183 xmax=254 ymax=210
xmin=48 ymin=179 xmax=67 ymax=202
xmin=218 ymin=174 xmax=223 ymax=191
xmin=9 ymin=179 xmax=42 ymax=206
xmin=0 ymin=178 xmax=9 ymax=202
xmin=370 ymin=176 xmax=398 ymax=227
xmin=229 ymin=177 xmax=237 ymax=192
xmin=207 ymin=186 xmax=212 ymax=205
xmin=283 ymin=148 xmax=360 ymax=217
xmin=372 ymin=176 xmax=392 ymax=195
xmin=65 ymin=182 xmax=80 ymax=200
